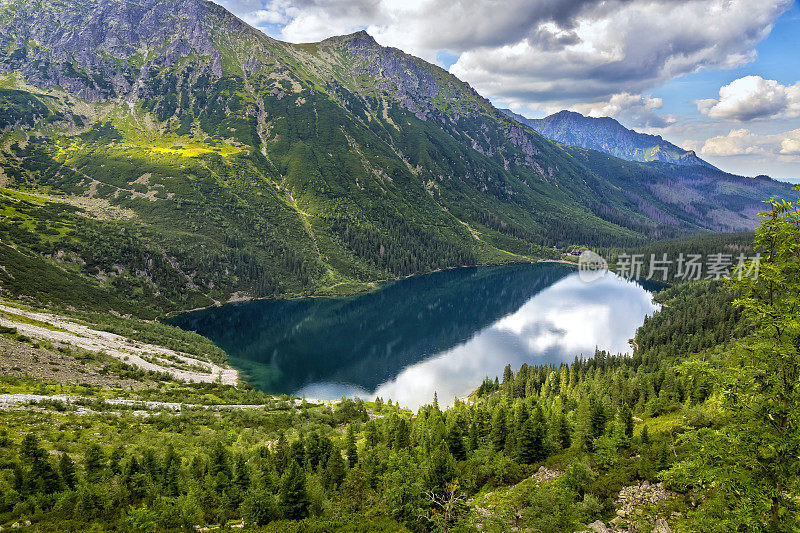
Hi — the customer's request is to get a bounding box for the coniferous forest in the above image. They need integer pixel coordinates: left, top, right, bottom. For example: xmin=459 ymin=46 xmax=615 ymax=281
xmin=1 ymin=0 xmax=799 ymax=530
xmin=1 ymin=195 xmax=799 ymax=531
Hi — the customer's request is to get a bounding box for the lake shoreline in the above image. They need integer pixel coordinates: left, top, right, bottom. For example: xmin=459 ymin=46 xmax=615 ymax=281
xmin=163 ymin=257 xmax=578 ymax=319
xmin=168 ymin=263 xmax=656 ymax=409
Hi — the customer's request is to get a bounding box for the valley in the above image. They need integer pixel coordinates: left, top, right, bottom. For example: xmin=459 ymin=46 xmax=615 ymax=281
xmin=0 ymin=0 xmax=798 ymax=531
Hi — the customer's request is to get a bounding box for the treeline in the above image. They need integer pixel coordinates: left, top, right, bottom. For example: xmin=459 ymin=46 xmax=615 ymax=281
xmin=598 ymin=231 xmax=757 ymax=283
xmin=1 ymin=140 xmax=325 ymax=315
xmin=0 ymin=279 xmax=741 ymax=532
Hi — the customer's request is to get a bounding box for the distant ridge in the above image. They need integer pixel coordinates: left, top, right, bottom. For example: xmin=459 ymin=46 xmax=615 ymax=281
xmin=501 ymin=108 xmax=716 ymax=169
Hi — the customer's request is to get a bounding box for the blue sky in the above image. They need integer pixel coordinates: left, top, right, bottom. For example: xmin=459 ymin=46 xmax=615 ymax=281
xmin=223 ymin=0 xmax=799 ymax=179
xmin=656 ymin=3 xmax=800 ymax=115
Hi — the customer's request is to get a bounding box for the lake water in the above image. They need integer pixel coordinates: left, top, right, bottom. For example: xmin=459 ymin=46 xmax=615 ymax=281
xmin=167 ymin=264 xmax=660 ymax=409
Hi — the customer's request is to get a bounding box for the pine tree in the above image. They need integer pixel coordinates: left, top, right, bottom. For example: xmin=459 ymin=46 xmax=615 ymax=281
xmin=279 ymin=460 xmax=309 ymax=519
xmin=345 ymin=424 xmax=359 ymax=468
xmin=59 ymin=453 xmax=77 ymax=489
xmin=84 ymin=443 xmax=106 ymax=483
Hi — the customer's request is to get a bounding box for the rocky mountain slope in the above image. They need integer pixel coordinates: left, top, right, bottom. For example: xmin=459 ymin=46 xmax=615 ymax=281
xmin=0 ymin=0 xmax=791 ymax=315
xmin=502 ymin=109 xmax=714 ymax=168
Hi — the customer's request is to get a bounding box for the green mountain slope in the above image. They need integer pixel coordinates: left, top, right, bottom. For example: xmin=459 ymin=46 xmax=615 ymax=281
xmin=503 ymin=108 xmax=716 ymax=168
xmin=0 ymin=0 xmax=791 ymax=315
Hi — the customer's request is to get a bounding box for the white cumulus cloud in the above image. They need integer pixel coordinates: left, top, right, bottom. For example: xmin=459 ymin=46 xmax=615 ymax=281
xmin=697 ymin=76 xmax=800 ymax=121
xmin=569 ymin=93 xmax=677 ymax=128
xmin=691 ymin=128 xmax=800 ymax=158
xmin=217 ymin=0 xmax=791 ymax=111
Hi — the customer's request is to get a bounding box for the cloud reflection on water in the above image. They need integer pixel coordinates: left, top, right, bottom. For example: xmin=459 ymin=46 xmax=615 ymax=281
xmin=299 ymin=272 xmax=659 ymax=409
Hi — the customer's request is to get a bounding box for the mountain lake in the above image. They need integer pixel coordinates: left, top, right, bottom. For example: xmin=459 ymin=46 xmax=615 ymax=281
xmin=167 ymin=263 xmax=661 ymax=409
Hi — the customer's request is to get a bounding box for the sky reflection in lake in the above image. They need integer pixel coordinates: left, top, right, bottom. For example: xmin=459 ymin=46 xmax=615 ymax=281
xmin=363 ymin=272 xmax=659 ymax=408
xmin=168 ymin=264 xmax=659 ymax=409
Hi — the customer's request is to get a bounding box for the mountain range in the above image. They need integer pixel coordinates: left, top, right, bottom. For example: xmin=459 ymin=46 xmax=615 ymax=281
xmin=501 ymin=109 xmax=715 ymax=168
xmin=0 ymin=0 xmax=791 ymax=316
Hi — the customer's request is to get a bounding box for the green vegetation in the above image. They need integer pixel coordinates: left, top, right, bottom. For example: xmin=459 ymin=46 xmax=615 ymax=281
xmin=0 ymin=0 xmax=798 ymax=530
xmin=0 ymin=0 xmax=791 ymax=319
xmin=3 ymin=196 xmax=800 ymax=530
xmin=0 ymin=275 xmax=742 ymax=531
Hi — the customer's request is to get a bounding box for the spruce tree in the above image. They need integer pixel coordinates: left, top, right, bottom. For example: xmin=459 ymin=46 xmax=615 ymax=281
xmin=640 ymin=424 xmax=650 ymax=445
xmin=273 ymin=432 xmax=289 ymax=472
xmin=84 ymin=443 xmax=106 ymax=483
xmin=59 ymin=453 xmax=78 ymax=489
xmin=323 ymin=448 xmax=345 ymax=489
xmin=393 ymin=418 xmax=411 ymax=449
xmin=517 ymin=406 xmax=547 ymax=463
xmin=619 ymin=403 xmax=634 ymax=439
xmin=490 ymin=403 xmax=507 ymax=452
xmin=425 ymin=442 xmax=455 ymax=491
xmin=163 ymin=444 xmax=181 ymax=497
xmin=279 ymin=460 xmax=309 ymax=519
xmin=446 ymin=421 xmax=466 ymax=461
xmin=556 ymin=411 xmax=572 ymax=449
xmin=345 ymin=424 xmax=359 ymax=468
xmin=364 ymin=420 xmax=379 ymax=448
xmin=233 ymin=453 xmax=250 ymax=493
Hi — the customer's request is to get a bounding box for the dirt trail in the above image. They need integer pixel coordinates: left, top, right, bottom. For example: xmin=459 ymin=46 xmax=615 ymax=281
xmin=0 ymin=304 xmax=237 ymax=385
xmin=0 ymin=393 xmax=334 ymax=412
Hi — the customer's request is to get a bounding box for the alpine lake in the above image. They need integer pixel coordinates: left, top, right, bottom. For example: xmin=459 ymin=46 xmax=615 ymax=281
xmin=167 ymin=263 xmax=661 ymax=409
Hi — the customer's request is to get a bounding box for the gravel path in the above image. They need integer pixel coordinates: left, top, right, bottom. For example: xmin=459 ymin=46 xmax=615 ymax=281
xmin=0 ymin=304 xmax=237 ymax=385
xmin=0 ymin=393 xmax=329 ymax=412
xmin=0 ymin=393 xmax=257 ymax=411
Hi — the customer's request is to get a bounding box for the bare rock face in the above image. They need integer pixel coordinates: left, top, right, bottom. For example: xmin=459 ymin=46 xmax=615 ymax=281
xmin=0 ymin=0 xmax=230 ymax=100
xmin=587 ymin=520 xmax=611 ymax=533
xmin=575 ymin=481 xmax=676 ymax=533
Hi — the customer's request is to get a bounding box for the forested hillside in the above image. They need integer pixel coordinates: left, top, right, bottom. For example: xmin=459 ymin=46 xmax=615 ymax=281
xmin=0 ymin=0 xmax=792 ymax=316
xmin=0 ymin=0 xmax=798 ymax=529
xmin=1 ymin=194 xmax=798 ymax=531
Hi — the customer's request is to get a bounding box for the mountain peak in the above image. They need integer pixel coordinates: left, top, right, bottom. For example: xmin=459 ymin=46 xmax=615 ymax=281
xmin=320 ymin=29 xmax=378 ymax=46
xmin=502 ymin=108 xmax=716 ymax=169
xmin=551 ymin=110 xmax=583 ymax=118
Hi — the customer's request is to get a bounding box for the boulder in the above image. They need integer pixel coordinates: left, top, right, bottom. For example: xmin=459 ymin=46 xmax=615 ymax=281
xmin=587 ymin=520 xmax=610 ymax=533
xmin=652 ymin=518 xmax=672 ymax=533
